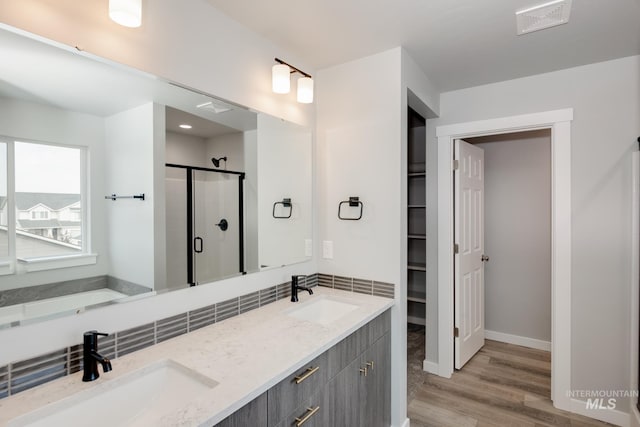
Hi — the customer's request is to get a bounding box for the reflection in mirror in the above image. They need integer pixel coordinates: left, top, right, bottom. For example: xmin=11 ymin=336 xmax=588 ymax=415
xmin=0 ymin=26 xmax=312 ymax=328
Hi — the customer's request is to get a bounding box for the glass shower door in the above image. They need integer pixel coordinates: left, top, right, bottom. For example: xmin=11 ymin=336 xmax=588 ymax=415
xmin=192 ymin=170 xmax=242 ymax=285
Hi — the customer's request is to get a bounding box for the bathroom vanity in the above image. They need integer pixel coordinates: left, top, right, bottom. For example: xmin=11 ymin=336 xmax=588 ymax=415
xmin=0 ymin=288 xmax=392 ymax=426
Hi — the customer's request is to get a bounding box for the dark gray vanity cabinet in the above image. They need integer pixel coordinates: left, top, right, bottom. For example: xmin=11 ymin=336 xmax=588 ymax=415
xmin=359 ymin=332 xmax=391 ymax=427
xmin=326 ymin=332 xmax=391 ymax=427
xmin=216 ymin=392 xmax=268 ymax=427
xmin=267 ymin=352 xmax=329 ymax=426
xmin=214 ymin=309 xmax=390 ymax=427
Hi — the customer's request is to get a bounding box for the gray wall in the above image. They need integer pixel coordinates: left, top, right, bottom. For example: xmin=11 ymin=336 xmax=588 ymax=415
xmin=471 ymin=130 xmax=551 ymax=342
xmin=426 ymin=55 xmax=640 ymax=411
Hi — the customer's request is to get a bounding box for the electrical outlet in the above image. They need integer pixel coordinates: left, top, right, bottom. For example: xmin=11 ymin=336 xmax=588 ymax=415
xmin=322 ymin=240 xmax=334 ymax=259
xmin=305 ymin=239 xmax=313 ymax=257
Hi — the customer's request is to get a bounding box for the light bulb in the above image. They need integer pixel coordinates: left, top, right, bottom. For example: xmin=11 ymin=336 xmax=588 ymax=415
xmin=109 ymin=0 xmax=142 ymax=28
xmin=297 ymin=77 xmax=314 ymax=104
xmin=272 ymin=64 xmax=291 ymax=94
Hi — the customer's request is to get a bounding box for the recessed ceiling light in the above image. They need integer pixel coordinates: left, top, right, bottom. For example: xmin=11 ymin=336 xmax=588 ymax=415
xmin=179 ymin=124 xmax=192 ymax=129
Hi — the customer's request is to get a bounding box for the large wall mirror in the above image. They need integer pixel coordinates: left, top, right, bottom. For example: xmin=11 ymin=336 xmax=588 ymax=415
xmin=0 ymin=26 xmax=312 ymax=328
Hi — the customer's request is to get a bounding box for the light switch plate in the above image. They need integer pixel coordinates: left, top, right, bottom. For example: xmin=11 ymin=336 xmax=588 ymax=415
xmin=322 ymin=241 xmax=334 ymax=259
xmin=305 ymin=239 xmax=313 ymax=257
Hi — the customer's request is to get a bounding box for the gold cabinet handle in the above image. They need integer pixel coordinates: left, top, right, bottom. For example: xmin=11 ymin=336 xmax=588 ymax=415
xmin=295 ymin=366 xmax=319 ymax=384
xmin=366 ymin=361 xmax=374 ymax=370
xmin=359 ymin=367 xmax=368 ymax=377
xmin=295 ymin=406 xmax=320 ymax=426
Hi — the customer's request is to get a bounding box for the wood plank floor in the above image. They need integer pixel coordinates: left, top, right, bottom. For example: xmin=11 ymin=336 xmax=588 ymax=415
xmin=407 ymin=325 xmax=614 ymax=427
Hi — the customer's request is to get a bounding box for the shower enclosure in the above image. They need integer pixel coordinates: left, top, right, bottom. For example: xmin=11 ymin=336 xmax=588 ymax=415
xmin=166 ymin=163 xmax=245 ymax=288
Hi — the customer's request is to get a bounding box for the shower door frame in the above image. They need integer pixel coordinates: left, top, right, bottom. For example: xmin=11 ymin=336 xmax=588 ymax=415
xmin=166 ymin=163 xmax=246 ymax=286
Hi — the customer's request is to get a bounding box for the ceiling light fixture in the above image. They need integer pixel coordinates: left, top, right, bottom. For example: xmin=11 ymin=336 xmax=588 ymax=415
xmin=179 ymin=124 xmax=192 ymax=129
xmin=109 ymin=0 xmax=142 ymax=28
xmin=272 ymin=58 xmax=314 ymax=104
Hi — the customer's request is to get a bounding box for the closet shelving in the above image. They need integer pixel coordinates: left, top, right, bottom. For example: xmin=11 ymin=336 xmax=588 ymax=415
xmin=407 ymin=107 xmax=426 ymax=326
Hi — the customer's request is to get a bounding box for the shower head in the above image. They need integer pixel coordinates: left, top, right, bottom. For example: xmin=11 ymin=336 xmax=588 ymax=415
xmin=211 ymin=157 xmax=227 ymax=168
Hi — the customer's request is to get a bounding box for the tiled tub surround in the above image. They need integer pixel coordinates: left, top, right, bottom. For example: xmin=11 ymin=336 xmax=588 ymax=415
xmin=0 ymin=275 xmax=151 ymax=308
xmin=0 ymin=273 xmax=393 ymax=402
xmin=0 ymin=286 xmax=394 ymax=426
xmin=0 ymin=276 xmax=154 ymax=329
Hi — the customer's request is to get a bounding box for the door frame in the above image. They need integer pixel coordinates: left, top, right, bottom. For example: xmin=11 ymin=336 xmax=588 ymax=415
xmin=434 ymin=108 xmax=573 ymax=409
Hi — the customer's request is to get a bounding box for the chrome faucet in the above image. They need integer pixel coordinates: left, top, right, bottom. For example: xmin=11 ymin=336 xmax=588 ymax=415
xmin=291 ymin=275 xmax=313 ymax=302
xmin=82 ymin=330 xmax=112 ymax=382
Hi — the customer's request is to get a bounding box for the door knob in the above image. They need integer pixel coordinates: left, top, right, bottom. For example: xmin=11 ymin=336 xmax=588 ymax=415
xmin=481 ymin=255 xmax=490 ymax=262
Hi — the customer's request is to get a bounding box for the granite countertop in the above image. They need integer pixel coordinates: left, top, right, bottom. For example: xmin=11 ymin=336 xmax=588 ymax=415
xmin=0 ymin=287 xmax=394 ymax=426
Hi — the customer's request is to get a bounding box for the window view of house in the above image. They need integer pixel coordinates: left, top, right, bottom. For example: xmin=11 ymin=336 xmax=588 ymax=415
xmin=14 ymin=142 xmax=83 ymax=258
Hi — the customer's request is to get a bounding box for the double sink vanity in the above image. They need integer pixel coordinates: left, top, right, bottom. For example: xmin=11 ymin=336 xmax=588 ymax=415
xmin=0 ymin=287 xmax=393 ymax=426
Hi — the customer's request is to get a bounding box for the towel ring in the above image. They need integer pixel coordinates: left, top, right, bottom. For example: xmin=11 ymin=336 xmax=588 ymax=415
xmin=338 ymin=197 xmax=363 ymax=220
xmin=273 ymin=198 xmax=292 ymax=219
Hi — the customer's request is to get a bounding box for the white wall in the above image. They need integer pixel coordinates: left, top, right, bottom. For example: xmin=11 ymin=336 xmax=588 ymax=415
xmin=317 ymin=47 xmax=440 ymax=427
xmin=258 ymin=115 xmax=312 ymax=268
xmin=317 ymin=48 xmax=404 ymax=426
xmin=427 ymin=55 xmax=640 ymax=412
xmin=0 ymin=97 xmax=108 ymax=289
xmin=472 ymin=130 xmax=552 ymax=343
xmin=105 ymin=102 xmax=159 ymax=289
xmin=206 ymin=132 xmax=245 ymax=172
xmin=165 ymin=131 xmax=208 ymax=167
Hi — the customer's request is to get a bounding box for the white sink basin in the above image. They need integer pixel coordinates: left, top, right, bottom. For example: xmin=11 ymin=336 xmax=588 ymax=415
xmin=9 ymin=360 xmax=218 ymax=427
xmin=287 ymin=295 xmax=359 ymax=325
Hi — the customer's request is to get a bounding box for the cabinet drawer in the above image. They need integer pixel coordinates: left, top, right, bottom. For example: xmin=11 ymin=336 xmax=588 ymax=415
xmin=273 ymin=389 xmax=328 ymax=427
xmin=268 ymin=352 xmax=328 ymax=426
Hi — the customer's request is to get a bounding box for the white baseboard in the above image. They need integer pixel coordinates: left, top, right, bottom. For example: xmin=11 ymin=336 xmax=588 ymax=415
xmin=485 ymin=329 xmax=551 ymax=351
xmin=422 ymin=359 xmax=439 ymax=374
xmin=398 ymin=417 xmax=410 ymax=427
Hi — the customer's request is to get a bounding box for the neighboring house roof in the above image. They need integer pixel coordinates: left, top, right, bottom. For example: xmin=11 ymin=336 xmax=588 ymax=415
xmin=15 ymin=193 xmax=80 ymax=211
xmin=17 ymin=219 xmax=61 ymax=229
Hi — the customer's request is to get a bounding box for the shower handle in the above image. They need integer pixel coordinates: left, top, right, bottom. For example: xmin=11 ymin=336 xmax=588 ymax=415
xmin=216 ymin=219 xmax=229 ymax=231
xmin=194 ymin=237 xmax=203 ymax=253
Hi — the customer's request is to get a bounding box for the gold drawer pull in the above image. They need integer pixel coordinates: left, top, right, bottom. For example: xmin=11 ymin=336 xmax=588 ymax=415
xmin=295 ymin=406 xmax=320 ymax=426
xmin=359 ymin=367 xmax=368 ymax=377
xmin=295 ymin=366 xmax=319 ymax=384
xmin=366 ymin=361 xmax=374 ymax=370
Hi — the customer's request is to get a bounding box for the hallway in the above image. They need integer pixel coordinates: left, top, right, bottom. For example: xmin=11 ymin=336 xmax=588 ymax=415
xmin=407 ymin=326 xmax=614 ymax=426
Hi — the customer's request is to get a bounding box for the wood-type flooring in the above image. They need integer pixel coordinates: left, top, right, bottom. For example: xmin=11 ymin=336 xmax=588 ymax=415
xmin=407 ymin=325 xmax=615 ymax=427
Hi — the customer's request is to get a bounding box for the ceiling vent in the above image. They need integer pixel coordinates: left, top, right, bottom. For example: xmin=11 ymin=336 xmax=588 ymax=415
xmin=516 ymin=0 xmax=572 ymax=35
xmin=196 ymin=101 xmax=232 ymax=114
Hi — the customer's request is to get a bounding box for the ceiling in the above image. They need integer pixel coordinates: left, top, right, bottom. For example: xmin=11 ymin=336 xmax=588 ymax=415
xmin=166 ymin=107 xmax=240 ymax=139
xmin=0 ymin=26 xmax=258 ymax=131
xmin=207 ymin=0 xmax=640 ymax=92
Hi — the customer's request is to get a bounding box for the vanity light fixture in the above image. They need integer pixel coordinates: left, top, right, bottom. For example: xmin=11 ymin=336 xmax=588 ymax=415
xmin=297 ymin=76 xmax=314 ymax=104
xmin=109 ymin=0 xmax=142 ymax=28
xmin=272 ymin=58 xmax=314 ymax=104
xmin=179 ymin=124 xmax=192 ymax=129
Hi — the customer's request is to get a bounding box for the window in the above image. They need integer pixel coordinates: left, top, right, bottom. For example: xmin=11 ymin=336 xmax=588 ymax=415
xmin=0 ymin=138 xmax=89 ymax=269
xmin=31 ymin=211 xmax=49 ymax=220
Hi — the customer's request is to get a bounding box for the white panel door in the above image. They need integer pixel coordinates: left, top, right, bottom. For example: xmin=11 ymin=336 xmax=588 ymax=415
xmin=454 ymin=139 xmax=485 ymax=369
